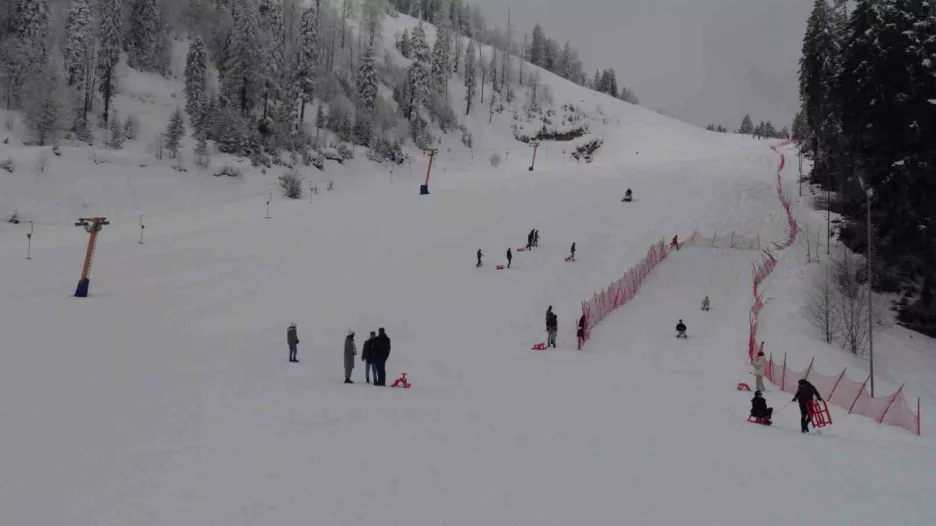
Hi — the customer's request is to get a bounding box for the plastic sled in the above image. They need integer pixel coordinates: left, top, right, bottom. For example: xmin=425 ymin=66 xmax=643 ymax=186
xmin=391 ymin=373 xmax=411 ymax=388
xmin=564 ymin=255 xmax=573 ymax=262
xmin=737 ymin=382 xmax=751 ymax=391
xmin=808 ymin=400 xmax=832 ymax=428
xmin=516 ymin=247 xmax=527 ymax=252
xmin=622 ymin=196 xmax=632 ymax=202
xmin=531 ymin=343 xmax=547 ymax=351
xmin=747 ymin=415 xmax=772 ymax=426
xmin=496 ymin=265 xmax=505 ymax=270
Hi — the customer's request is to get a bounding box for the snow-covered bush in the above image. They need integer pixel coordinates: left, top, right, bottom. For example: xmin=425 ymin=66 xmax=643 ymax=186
xmin=279 ymin=169 xmax=303 ymax=199
xmin=214 ymin=165 xmax=242 ymax=178
xmin=1 ymin=158 xmax=15 ymax=173
xmin=490 ymin=152 xmax=502 ymax=168
xmin=303 ymin=149 xmax=324 ymax=170
xmin=124 ymin=115 xmax=139 ymax=140
xmin=336 ymin=142 xmax=353 ymax=161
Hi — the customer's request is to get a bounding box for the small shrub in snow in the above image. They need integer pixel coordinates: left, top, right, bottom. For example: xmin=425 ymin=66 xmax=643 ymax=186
xmin=1 ymin=158 xmax=15 ymax=173
xmin=321 ymin=147 xmax=343 ymax=163
xmin=460 ymin=129 xmax=473 ymax=149
xmin=214 ymin=165 xmax=242 ymax=178
xmin=303 ymin=149 xmax=325 ymax=170
xmin=336 ymin=142 xmax=354 ymax=161
xmin=124 ymin=115 xmax=139 ymax=140
xmin=490 ymin=152 xmax=502 ymax=168
xmin=107 ymin=116 xmax=124 ymax=149
xmin=279 ymin=169 xmax=304 ymax=199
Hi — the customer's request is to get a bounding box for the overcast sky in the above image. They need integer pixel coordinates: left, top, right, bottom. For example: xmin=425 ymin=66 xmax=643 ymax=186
xmin=470 ymin=0 xmax=812 ymax=131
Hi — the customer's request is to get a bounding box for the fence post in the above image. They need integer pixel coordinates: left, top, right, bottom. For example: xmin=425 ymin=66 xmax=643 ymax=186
xmin=731 ymin=231 xmax=736 ymax=248
xmin=878 ymin=384 xmax=904 ymax=424
xmin=827 ymin=367 xmax=847 ymax=401
xmin=768 ymin=353 xmax=774 ymax=383
xmin=803 ymin=357 xmax=815 ymax=380
xmin=781 ymin=353 xmax=787 ymax=392
xmin=849 ymin=375 xmax=872 ymax=413
xmin=711 ymin=231 xmax=718 ymax=247
xmin=918 ymin=398 xmax=922 ymax=436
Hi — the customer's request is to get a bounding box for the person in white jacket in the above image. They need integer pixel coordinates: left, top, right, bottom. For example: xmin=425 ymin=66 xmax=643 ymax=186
xmin=752 ymin=349 xmax=767 ymax=392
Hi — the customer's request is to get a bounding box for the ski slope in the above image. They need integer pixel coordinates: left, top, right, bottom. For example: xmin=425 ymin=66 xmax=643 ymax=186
xmin=3 ymin=134 xmax=936 ymax=525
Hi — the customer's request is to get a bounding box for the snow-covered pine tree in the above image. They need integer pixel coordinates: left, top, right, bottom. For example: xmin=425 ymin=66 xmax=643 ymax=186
xmin=361 ymin=0 xmax=387 ymax=48
xmin=296 ymin=4 xmax=319 ymax=125
xmin=24 ymin=52 xmax=68 ymax=146
xmin=556 ymin=41 xmax=572 ymax=80
xmin=221 ymin=0 xmax=262 ymax=112
xmin=799 ymin=0 xmax=838 ymax=160
xmin=97 ymin=0 xmax=121 ymax=125
xmin=430 ymin=22 xmax=451 ymax=95
xmin=164 ymin=107 xmax=186 ymax=158
xmin=739 ymin=114 xmax=754 ymax=135
xmin=107 ymin=110 xmax=124 ymax=148
xmin=63 ymin=0 xmax=92 ymax=88
xmin=8 ymin=0 xmax=51 ymax=100
xmin=127 ymin=0 xmax=159 ymax=71
xmin=464 ymin=39 xmax=476 ymax=115
xmin=530 ymin=23 xmax=545 ymax=67
xmin=185 ymin=36 xmax=208 ymax=129
xmin=488 ymin=45 xmax=497 ymax=93
xmin=405 ymin=22 xmax=430 ymax=119
xmin=259 ymin=0 xmax=285 ymax=118
xmin=354 ymin=45 xmax=378 ymax=145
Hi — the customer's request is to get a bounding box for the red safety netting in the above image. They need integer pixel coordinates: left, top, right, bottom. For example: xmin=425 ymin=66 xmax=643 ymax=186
xmin=579 ymin=241 xmax=668 ymax=348
xmin=766 ymin=355 xmax=921 ymax=436
xmin=683 ymin=230 xmax=761 ymax=250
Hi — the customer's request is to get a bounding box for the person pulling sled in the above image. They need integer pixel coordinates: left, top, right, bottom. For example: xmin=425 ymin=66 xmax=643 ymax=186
xmin=622 ymin=188 xmax=633 ymax=202
xmin=792 ymin=379 xmax=823 ymax=433
xmin=750 ymin=390 xmax=773 ymax=425
xmin=701 ymin=296 xmax=710 ymax=311
xmin=675 ymin=319 xmax=687 ymax=338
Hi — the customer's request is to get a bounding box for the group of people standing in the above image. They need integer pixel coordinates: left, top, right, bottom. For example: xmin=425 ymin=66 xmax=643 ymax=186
xmin=749 ymin=342 xmax=825 ymax=433
xmin=288 ymin=323 xmax=393 ymax=386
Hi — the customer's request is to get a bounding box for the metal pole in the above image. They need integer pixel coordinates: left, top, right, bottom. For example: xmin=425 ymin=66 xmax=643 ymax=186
xmin=265 ymin=193 xmax=272 ymax=219
xmin=26 ymin=221 xmax=33 ymax=260
xmin=867 ymin=187 xmax=874 ymax=397
xmin=139 ymin=215 xmax=144 ymax=244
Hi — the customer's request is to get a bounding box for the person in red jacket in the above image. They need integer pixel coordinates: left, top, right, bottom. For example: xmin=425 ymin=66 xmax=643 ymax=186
xmin=669 ymin=235 xmax=680 ymax=250
xmin=792 ymin=379 xmax=823 ymax=433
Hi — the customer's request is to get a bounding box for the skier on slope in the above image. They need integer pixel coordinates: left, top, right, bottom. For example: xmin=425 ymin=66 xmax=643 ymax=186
xmin=750 ymin=390 xmax=773 ymax=425
xmin=792 ymin=379 xmax=823 ymax=433
xmin=527 ymin=230 xmax=535 ymax=250
xmin=675 ymin=319 xmax=687 ymax=338
xmin=506 ymin=248 xmax=513 ymax=268
xmin=287 ymin=321 xmax=300 ymax=363
xmin=546 ymin=306 xmax=558 ymax=348
xmin=477 ymin=249 xmax=483 ymax=267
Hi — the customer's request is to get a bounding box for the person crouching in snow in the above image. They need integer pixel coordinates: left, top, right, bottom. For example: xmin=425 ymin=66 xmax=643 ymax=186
xmin=344 ymin=330 xmax=357 ymax=384
xmin=750 ymin=391 xmax=773 ymax=424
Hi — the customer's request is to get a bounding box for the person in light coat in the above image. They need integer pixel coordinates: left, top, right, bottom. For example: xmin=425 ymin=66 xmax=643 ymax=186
xmin=752 ymin=349 xmax=767 ymax=392
xmin=344 ymin=330 xmax=357 ymax=384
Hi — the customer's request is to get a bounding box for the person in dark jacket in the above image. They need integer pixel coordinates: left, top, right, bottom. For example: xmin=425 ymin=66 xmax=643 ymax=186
xmin=577 ymin=314 xmax=586 ymax=348
xmin=570 ymin=242 xmax=576 ymax=261
xmin=362 ymin=331 xmax=377 ymax=384
xmin=372 ymin=327 xmax=391 ymax=386
xmin=533 ymin=230 xmax=540 ymax=247
xmin=477 ymin=249 xmax=483 ymax=267
xmin=344 ymin=330 xmax=357 ymax=384
xmin=546 ymin=306 xmax=558 ymax=348
xmin=506 ymin=248 xmax=513 ymax=268
xmin=527 ymin=230 xmax=534 ymax=250
xmin=670 ymin=235 xmax=679 ymax=250
xmin=750 ymin=390 xmax=773 ymax=424
xmin=287 ymin=322 xmax=299 ymax=362
xmin=792 ymin=379 xmax=823 ymax=433
xmin=675 ymin=319 xmax=687 ymax=338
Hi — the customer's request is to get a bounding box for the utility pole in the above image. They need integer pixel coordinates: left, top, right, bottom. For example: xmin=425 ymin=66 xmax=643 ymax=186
xmin=74 ymin=217 xmax=110 ymax=297
xmin=528 ymin=141 xmax=540 ymax=171
xmin=265 ymin=192 xmax=272 ymax=219
xmin=26 ymin=221 xmax=33 ymax=260
xmin=420 ymin=149 xmax=438 ymax=195
xmin=139 ymin=215 xmax=145 ymax=244
xmin=859 ymin=176 xmax=874 ymax=396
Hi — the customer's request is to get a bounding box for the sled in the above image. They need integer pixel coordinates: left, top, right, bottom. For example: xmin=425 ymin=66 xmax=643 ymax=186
xmin=391 ymin=373 xmax=411 ymax=388
xmin=737 ymin=382 xmax=752 ymax=391
xmin=516 ymin=247 xmax=527 ymax=252
xmin=564 ymin=255 xmax=573 ymax=262
xmin=496 ymin=265 xmax=505 ymax=270
xmin=747 ymin=415 xmax=772 ymax=426
xmin=622 ymin=196 xmax=632 ymax=202
xmin=808 ymin=400 xmax=832 ymax=428
xmin=531 ymin=343 xmax=547 ymax=351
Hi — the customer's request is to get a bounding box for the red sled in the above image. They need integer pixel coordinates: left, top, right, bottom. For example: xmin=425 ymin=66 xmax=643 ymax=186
xmin=516 ymin=247 xmax=527 ymax=252
xmin=531 ymin=343 xmax=547 ymax=351
xmin=737 ymin=382 xmax=752 ymax=391
xmin=391 ymin=373 xmax=411 ymax=388
xmin=808 ymin=400 xmax=832 ymax=428
xmin=564 ymin=256 xmax=573 ymax=262
xmin=496 ymin=265 xmax=505 ymax=270
xmin=747 ymin=415 xmax=772 ymax=426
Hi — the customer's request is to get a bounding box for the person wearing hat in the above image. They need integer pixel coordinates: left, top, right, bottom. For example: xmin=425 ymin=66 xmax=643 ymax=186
xmin=750 ymin=390 xmax=773 ymax=425
xmin=344 ymin=330 xmax=357 ymax=383
xmin=287 ymin=322 xmax=300 ymax=363
xmin=362 ymin=331 xmax=377 ymax=384
xmin=792 ymin=379 xmax=823 ymax=433
xmin=752 ymin=347 xmax=767 ymax=392
xmin=372 ymin=327 xmax=391 ymax=386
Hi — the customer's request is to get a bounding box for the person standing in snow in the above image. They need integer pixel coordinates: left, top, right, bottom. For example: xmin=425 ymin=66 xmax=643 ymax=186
xmin=546 ymin=306 xmax=558 ymax=348
xmin=373 ymin=327 xmax=391 ymax=386
xmin=287 ymin=322 xmax=300 ymax=362
xmin=344 ymin=330 xmax=357 ymax=383
xmin=675 ymin=319 xmax=687 ymax=338
xmin=701 ymin=296 xmax=710 ymax=311
xmin=670 ymin=235 xmax=679 ymax=250
xmin=477 ymin=249 xmax=483 ymax=267
xmin=792 ymin=379 xmax=823 ymax=433
xmin=527 ymin=230 xmax=534 ymax=250
xmin=577 ymin=314 xmax=586 ymax=348
xmin=752 ymin=350 xmax=767 ymax=392
xmin=362 ymin=331 xmax=377 ymax=383
xmin=570 ymin=242 xmax=576 ymax=261
xmin=533 ymin=230 xmax=540 ymax=247
xmin=506 ymin=248 xmax=513 ymax=268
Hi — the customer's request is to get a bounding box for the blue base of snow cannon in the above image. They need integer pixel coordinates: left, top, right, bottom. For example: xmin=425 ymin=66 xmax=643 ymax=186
xmin=419 ymin=184 xmax=429 ymax=195
xmin=75 ymin=278 xmax=90 ymax=298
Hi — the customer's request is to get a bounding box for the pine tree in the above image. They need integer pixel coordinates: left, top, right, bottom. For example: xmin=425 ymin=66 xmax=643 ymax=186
xmin=24 ymin=53 xmax=67 ymax=146
xmin=297 ymin=4 xmax=319 ymax=124
xmin=556 ymin=41 xmax=572 ymax=79
xmin=127 ymin=0 xmax=159 ymax=71
xmin=164 ymin=107 xmax=186 ymax=158
xmin=739 ymin=114 xmax=754 ymax=135
xmin=185 ymin=36 xmax=209 ymax=130
xmin=488 ymin=45 xmax=497 ymax=93
xmin=464 ymin=40 xmax=476 ymax=115
xmin=107 ymin=110 xmax=124 ymax=148
xmin=405 ymin=22 xmax=430 ymax=119
xmin=63 ymin=0 xmax=92 ymax=88
xmin=221 ymin=0 xmax=262 ymax=112
xmin=97 ymin=0 xmax=121 ymax=125
xmin=530 ymin=23 xmax=545 ymax=67
xmin=259 ymin=0 xmax=285 ymax=118
xmin=799 ymin=0 xmax=839 ymax=163
xmin=399 ymin=28 xmax=411 ymax=58
xmin=430 ymin=22 xmax=451 ymax=95
xmin=354 ymin=46 xmax=378 ymax=145
xmin=9 ymin=0 xmax=51 ymax=99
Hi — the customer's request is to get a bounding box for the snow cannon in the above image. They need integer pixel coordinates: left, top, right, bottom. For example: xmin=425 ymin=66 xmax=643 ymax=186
xmin=391 ymin=373 xmax=412 ymax=388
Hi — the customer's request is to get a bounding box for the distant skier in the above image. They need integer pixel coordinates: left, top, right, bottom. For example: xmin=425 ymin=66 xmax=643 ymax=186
xmin=533 ymin=229 xmax=540 ymax=247
xmin=752 ymin=349 xmax=767 ymax=392
xmin=670 ymin=235 xmax=680 ymax=250
xmin=577 ymin=314 xmax=586 ymax=348
xmin=546 ymin=306 xmax=558 ymax=348
xmin=362 ymin=331 xmax=377 ymax=384
xmin=507 ymin=248 xmax=513 ymax=268
xmin=792 ymin=379 xmax=823 ymax=433
xmin=570 ymin=242 xmax=576 ymax=261
xmin=287 ymin=321 xmax=300 ymax=362
xmin=344 ymin=330 xmax=357 ymax=384
xmin=373 ymin=327 xmax=391 ymax=386
xmin=675 ymin=319 xmax=687 ymax=338
xmin=750 ymin=390 xmax=773 ymax=425
xmin=701 ymin=296 xmax=710 ymax=311
xmin=477 ymin=249 xmax=483 ymax=267
xmin=622 ymin=188 xmax=632 ymax=202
